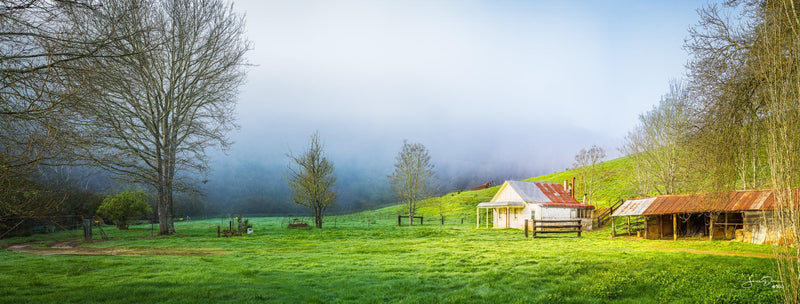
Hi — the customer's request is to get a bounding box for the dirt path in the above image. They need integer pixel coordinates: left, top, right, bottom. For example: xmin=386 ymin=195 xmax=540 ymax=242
xmin=647 ymin=246 xmax=774 ymax=259
xmin=5 ymin=242 xmax=228 ymax=257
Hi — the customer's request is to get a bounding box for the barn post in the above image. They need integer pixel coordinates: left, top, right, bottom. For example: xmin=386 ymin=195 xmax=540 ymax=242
xmin=611 ymin=217 xmax=616 ymax=237
xmin=643 ymin=216 xmax=648 ymax=239
xmin=476 ymin=208 xmax=480 ymax=229
xmin=672 ymin=214 xmax=677 ymax=241
xmin=658 ymin=215 xmax=662 ymax=239
xmin=724 ymin=213 xmax=729 ymax=239
xmin=709 ymin=213 xmax=714 ymax=241
xmin=686 ymin=214 xmax=690 ymax=237
xmin=627 ymin=216 xmax=631 ymax=236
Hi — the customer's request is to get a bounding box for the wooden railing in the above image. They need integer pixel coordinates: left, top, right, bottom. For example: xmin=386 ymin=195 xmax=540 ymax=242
xmin=525 ymin=219 xmax=582 ymax=238
xmin=595 ymin=199 xmax=624 ymax=227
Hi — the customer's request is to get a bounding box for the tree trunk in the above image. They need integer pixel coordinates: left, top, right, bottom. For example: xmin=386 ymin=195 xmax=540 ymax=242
xmin=409 ymin=204 xmax=414 ymax=226
xmin=315 ymin=207 xmax=323 ymax=229
xmin=157 ymin=183 xmax=175 ymax=235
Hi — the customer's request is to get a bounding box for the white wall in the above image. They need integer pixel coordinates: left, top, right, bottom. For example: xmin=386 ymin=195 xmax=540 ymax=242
xmin=541 ymin=207 xmax=572 ymax=220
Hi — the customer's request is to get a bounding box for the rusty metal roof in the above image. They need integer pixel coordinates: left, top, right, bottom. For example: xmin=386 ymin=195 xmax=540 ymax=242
xmin=614 ymin=190 xmax=775 ymax=216
xmin=497 ymin=181 xmax=594 ymax=209
xmin=535 ymin=182 xmax=579 ymax=204
xmin=534 ymin=183 xmax=595 ymax=209
xmin=612 ymin=197 xmax=657 ymax=217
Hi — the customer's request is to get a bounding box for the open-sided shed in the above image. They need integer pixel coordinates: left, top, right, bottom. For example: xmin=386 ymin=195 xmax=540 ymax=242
xmin=612 ymin=190 xmax=778 ymax=244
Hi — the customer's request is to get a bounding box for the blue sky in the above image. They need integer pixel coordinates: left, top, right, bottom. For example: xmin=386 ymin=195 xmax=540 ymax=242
xmin=223 ymin=0 xmax=705 ymax=178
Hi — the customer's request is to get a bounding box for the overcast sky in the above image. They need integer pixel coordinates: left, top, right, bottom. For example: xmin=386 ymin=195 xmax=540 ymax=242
xmin=219 ymin=0 xmax=704 ymax=179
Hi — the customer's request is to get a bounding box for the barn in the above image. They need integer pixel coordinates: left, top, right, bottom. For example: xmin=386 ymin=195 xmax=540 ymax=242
xmin=475 ymin=181 xmax=595 ymax=231
xmin=611 ymin=189 xmax=781 ymax=244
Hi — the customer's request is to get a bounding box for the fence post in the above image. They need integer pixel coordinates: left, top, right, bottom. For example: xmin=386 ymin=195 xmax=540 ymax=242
xmin=83 ymin=219 xmax=92 ymax=241
xmin=421 ymin=217 xmax=423 ymax=225
xmin=398 ymin=215 xmax=401 ymax=226
xmin=524 ymin=219 xmax=529 ymax=238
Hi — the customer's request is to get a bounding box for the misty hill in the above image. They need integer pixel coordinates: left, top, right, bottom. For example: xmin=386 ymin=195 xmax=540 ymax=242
xmin=357 ymin=156 xmax=637 ymax=219
xmin=199 ymin=151 xmax=539 ymax=216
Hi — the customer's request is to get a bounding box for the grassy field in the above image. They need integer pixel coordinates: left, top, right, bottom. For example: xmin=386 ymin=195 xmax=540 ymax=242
xmin=0 ymin=216 xmax=781 ymax=303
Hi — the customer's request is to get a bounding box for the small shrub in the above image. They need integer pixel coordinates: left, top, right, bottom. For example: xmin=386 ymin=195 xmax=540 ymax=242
xmin=97 ymin=190 xmax=152 ymax=230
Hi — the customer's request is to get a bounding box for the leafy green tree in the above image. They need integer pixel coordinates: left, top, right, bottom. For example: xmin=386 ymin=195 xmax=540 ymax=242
xmin=97 ymin=190 xmax=152 ymax=230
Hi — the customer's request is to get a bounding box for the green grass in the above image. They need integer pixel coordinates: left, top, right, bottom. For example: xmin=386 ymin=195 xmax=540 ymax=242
xmin=0 ymin=217 xmax=781 ymax=303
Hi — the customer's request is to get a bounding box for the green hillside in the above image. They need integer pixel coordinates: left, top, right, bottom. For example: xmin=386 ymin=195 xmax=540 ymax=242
xmin=370 ymin=156 xmax=638 ymax=219
xmin=526 ymin=155 xmax=638 ymax=207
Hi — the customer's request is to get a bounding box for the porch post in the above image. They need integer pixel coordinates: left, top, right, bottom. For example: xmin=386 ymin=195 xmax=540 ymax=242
xmin=476 ymin=208 xmax=480 ymax=229
xmin=506 ymin=207 xmax=509 ymax=228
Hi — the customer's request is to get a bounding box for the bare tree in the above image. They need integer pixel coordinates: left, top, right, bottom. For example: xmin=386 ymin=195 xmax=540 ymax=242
xmin=686 ymin=2 xmax=800 ymax=302
xmin=286 ymin=132 xmax=337 ymax=229
xmin=749 ymin=2 xmax=800 ymax=302
xmin=685 ymin=2 xmax=767 ymax=192
xmin=75 ymin=0 xmax=249 ymax=235
xmin=572 ymin=145 xmax=606 ymax=204
xmin=389 ymin=140 xmax=436 ymax=226
xmin=621 ymin=80 xmax=695 ymax=196
xmin=0 ymin=1 xmax=132 ymax=221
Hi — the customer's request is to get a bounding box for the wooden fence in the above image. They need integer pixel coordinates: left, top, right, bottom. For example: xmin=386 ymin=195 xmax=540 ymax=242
xmin=525 ymin=219 xmax=582 ymax=238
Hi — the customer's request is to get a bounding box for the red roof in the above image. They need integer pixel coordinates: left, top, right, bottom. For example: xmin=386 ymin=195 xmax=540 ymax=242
xmin=640 ymin=189 xmax=775 ymax=215
xmin=534 ymin=183 xmax=594 ymax=209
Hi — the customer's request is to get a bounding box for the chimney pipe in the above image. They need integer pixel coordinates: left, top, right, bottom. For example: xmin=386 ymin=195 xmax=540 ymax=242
xmin=571 ymin=177 xmax=576 ymax=199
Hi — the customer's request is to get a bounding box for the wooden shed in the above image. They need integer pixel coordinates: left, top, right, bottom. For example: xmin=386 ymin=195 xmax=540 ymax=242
xmin=611 ymin=190 xmax=781 ymax=244
xmin=476 ymin=181 xmax=594 ymax=231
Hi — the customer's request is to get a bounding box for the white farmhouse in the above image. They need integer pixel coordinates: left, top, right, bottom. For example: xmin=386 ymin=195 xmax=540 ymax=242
xmin=476 ymin=181 xmax=594 ymax=231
